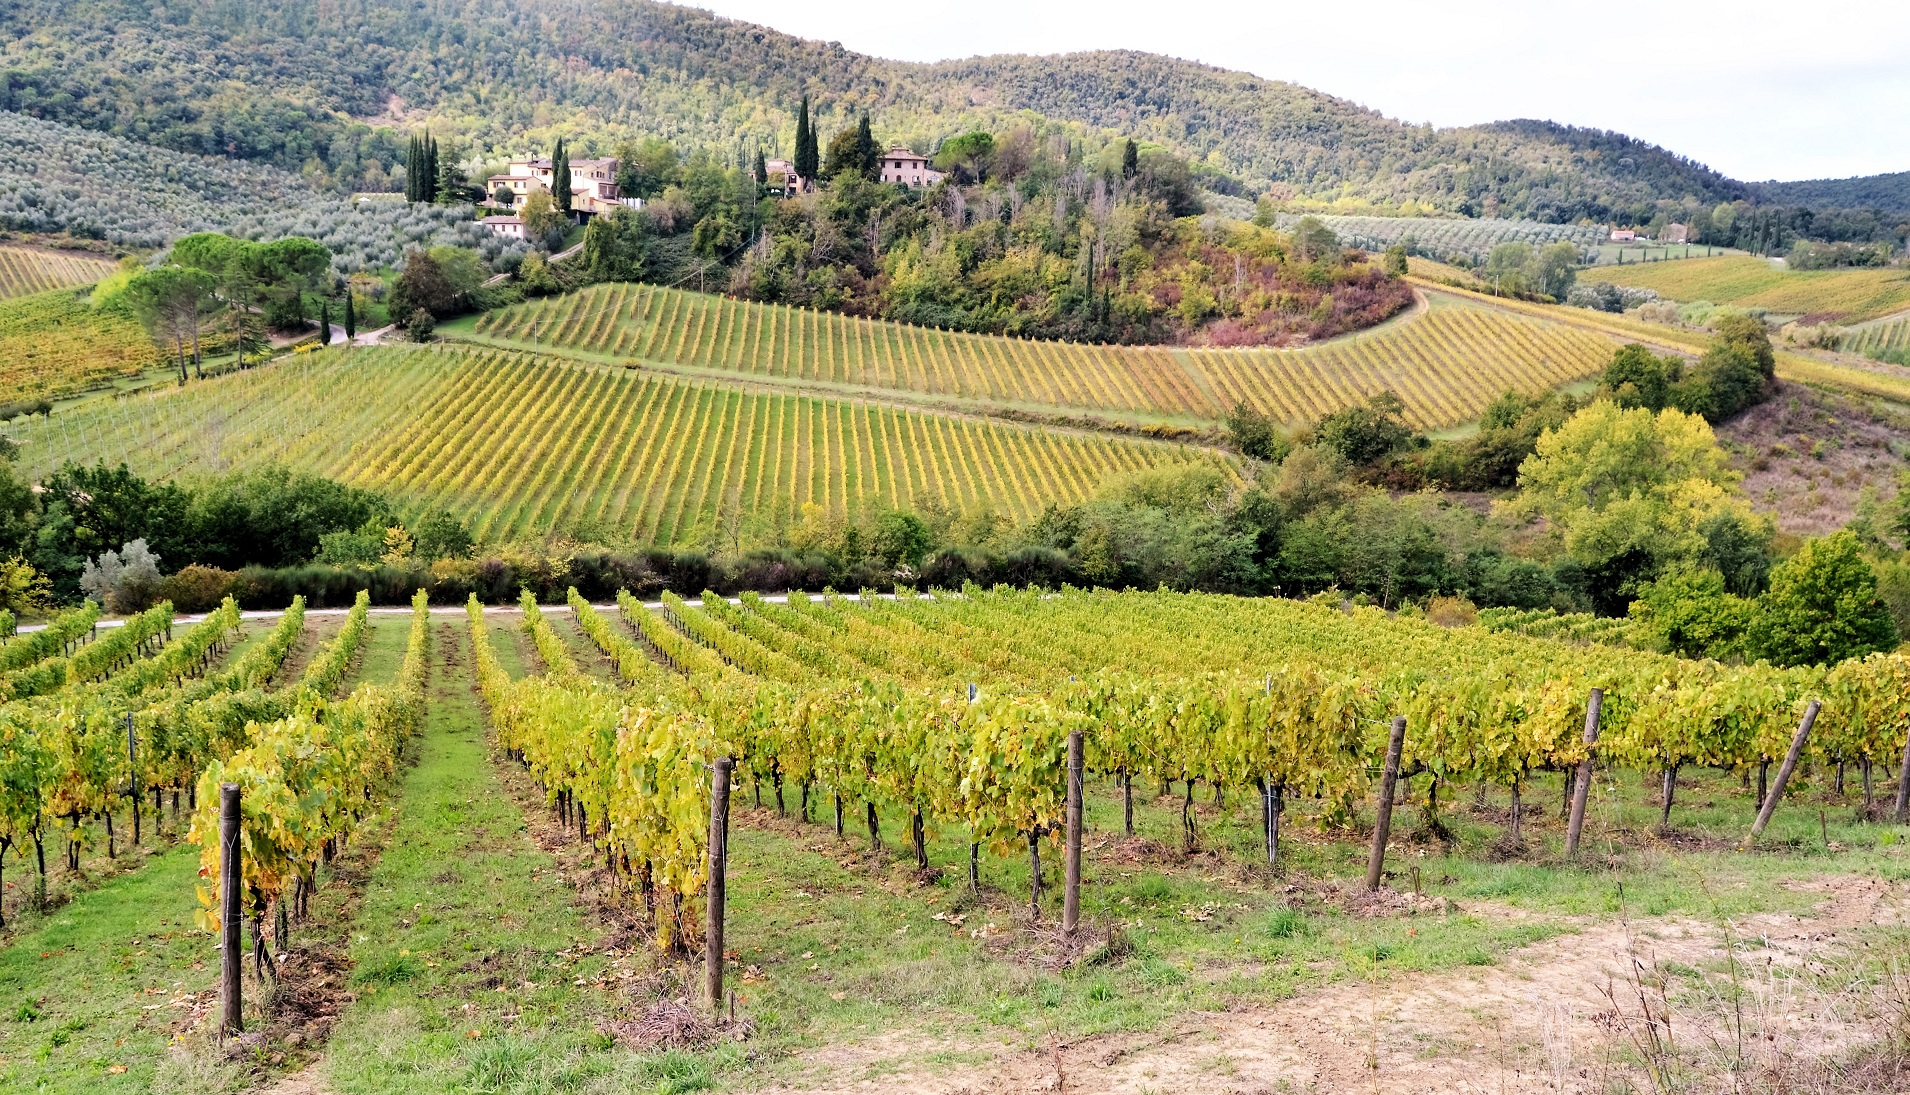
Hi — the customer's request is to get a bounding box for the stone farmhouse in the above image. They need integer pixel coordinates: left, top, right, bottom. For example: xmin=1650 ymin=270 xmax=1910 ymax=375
xmin=878 ymin=147 xmax=942 ymax=187
xmin=481 ymin=155 xmax=640 ymax=236
xmin=765 ymin=145 xmax=944 ymax=197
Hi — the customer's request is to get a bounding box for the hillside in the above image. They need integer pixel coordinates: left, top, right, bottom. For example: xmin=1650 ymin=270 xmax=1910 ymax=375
xmin=0 ymin=0 xmax=1838 ymax=223
xmin=1581 ymin=255 xmax=1910 ymax=323
xmin=0 ymin=110 xmax=317 ymax=247
xmin=458 ymin=283 xmax=1617 ymax=430
xmin=1759 ymin=171 xmax=1910 ymax=215
xmin=12 ymin=345 xmax=1231 ymax=545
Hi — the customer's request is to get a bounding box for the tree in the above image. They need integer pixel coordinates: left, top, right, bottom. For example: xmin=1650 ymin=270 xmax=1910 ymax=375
xmin=1509 ymin=402 xmax=1749 ymax=612
xmin=1316 ymin=391 xmax=1412 ymax=466
xmin=793 ymin=96 xmax=818 ymax=188
xmin=318 ymin=299 xmax=331 ymax=344
xmin=823 ymin=118 xmax=880 ymax=182
xmin=123 ymin=266 xmax=217 ymax=382
xmin=933 ymin=132 xmax=996 ymax=184
xmin=387 ymin=248 xmax=459 ymax=320
xmin=412 ymin=509 xmax=473 ymax=559
xmin=1120 ymin=138 xmax=1139 ymax=181
xmin=551 ymin=137 xmax=572 ymax=215
xmin=579 ymin=207 xmax=653 ymax=283
xmin=405 ymin=132 xmax=439 ymax=203
xmin=1671 ymin=314 xmax=1775 ymax=422
xmin=1753 ymin=532 xmax=1899 ymax=666
xmin=407 ymin=308 xmax=436 ymax=341
xmin=1627 ymin=568 xmax=1755 ymax=659
xmin=1382 ymin=244 xmax=1408 ymax=277
xmin=853 ymin=114 xmax=880 ymax=181
xmin=521 ymin=189 xmax=563 ymax=241
xmin=79 ymin=539 xmax=163 ymax=613
xmin=1290 ymin=216 xmax=1339 ymax=263
xmin=753 ymin=150 xmax=767 ymax=188
xmin=1603 ymin=343 xmax=1681 ymax=411
xmin=342 ymin=290 xmax=356 ymax=341
xmin=1224 ymin=401 xmax=1290 ymax=463
xmin=433 ymin=140 xmax=465 ymax=205
xmin=872 ymin=510 xmax=935 ymax=568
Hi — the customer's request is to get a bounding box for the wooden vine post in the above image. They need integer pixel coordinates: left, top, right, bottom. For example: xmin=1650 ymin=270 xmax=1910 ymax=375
xmin=1564 ymin=687 xmax=1603 ymax=858
xmin=219 ymin=782 xmax=243 ymax=1036
xmin=126 ymin=713 xmax=140 ymax=845
xmin=1365 ymin=716 xmax=1407 ymax=892
xmin=705 ymin=756 xmax=734 ymax=1014
xmin=1063 ymin=730 xmax=1083 ymax=940
xmin=1742 ymin=701 xmax=1821 ymax=849
xmin=1895 ymin=727 xmax=1910 ymax=824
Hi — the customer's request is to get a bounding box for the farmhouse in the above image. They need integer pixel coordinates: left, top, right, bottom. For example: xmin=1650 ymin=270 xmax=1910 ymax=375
xmin=1609 ymin=228 xmax=1637 ymax=242
xmin=478 ymin=215 xmax=525 ymax=240
xmin=485 ymin=155 xmax=633 ymax=217
xmin=879 ymin=147 xmax=942 ymax=187
xmin=1660 ymin=223 xmax=1691 ymax=244
xmin=764 ymin=157 xmax=804 ymax=197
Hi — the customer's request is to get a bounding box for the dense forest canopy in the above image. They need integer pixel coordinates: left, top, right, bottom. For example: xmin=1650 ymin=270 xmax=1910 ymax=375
xmin=0 ymin=0 xmax=1898 ymax=228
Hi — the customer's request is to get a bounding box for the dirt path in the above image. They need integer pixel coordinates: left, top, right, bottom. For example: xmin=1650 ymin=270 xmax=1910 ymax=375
xmin=749 ymin=875 xmax=1904 ymax=1095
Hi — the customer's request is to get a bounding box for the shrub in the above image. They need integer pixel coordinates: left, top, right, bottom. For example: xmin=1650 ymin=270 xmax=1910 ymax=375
xmin=406 ymin=308 xmax=436 ymax=341
xmin=157 ymin=564 xmax=242 ymax=612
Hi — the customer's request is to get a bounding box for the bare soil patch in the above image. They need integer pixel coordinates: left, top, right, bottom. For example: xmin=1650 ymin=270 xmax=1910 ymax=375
xmin=1718 ymin=381 xmax=1908 ymax=538
xmin=744 ymin=875 xmax=1906 ymax=1095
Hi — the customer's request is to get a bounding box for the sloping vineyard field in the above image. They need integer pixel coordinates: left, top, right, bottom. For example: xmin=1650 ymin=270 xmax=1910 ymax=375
xmin=1584 ymin=255 xmax=1910 ymax=322
xmin=468 ymin=284 xmax=1616 ymax=429
xmin=15 ymin=346 xmax=1228 ymax=545
xmin=0 ymin=245 xmax=117 ymax=299
xmin=0 ymin=288 xmax=160 ymax=403
xmin=1846 ymin=314 xmax=1910 ymax=358
xmin=469 ymin=585 xmax=1906 ymax=945
xmin=1411 ymin=276 xmax=1910 ymax=405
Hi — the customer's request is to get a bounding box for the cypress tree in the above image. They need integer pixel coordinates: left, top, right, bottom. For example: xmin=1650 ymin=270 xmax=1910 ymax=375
xmin=754 ymin=150 xmax=768 ymax=187
xmin=854 ymin=114 xmax=878 ymax=180
xmin=343 ymin=291 xmax=356 ymax=340
xmin=552 ymin=137 xmax=572 ymax=214
xmin=427 ymin=134 xmax=440 ymax=201
xmin=405 ymin=135 xmax=421 ymax=201
xmin=794 ymin=95 xmax=817 ymax=188
xmin=1121 ymin=138 xmax=1138 ymax=181
xmin=434 ymin=140 xmax=461 ymax=204
xmin=319 ymin=300 xmax=331 ymax=344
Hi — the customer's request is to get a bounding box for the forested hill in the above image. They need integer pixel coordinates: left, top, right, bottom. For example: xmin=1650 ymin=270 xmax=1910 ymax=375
xmin=0 ymin=0 xmax=1884 ymax=223
xmin=1757 ymin=172 xmax=1910 ymax=216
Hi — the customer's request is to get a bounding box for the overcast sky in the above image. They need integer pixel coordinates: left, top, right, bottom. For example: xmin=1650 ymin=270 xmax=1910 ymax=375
xmin=692 ymin=0 xmax=1907 ymax=183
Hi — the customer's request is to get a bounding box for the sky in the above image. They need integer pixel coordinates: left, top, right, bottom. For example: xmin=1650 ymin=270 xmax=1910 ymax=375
xmin=691 ymin=0 xmax=1908 ymax=183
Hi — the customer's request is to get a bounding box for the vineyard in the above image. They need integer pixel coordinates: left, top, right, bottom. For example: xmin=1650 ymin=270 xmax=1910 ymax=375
xmin=1846 ymin=313 xmax=1910 ymax=359
xmin=460 ymin=584 xmax=1908 ymax=962
xmin=464 ymin=284 xmax=1617 ymax=430
xmin=11 ymin=346 xmax=1227 ymax=545
xmin=0 ymin=288 xmax=161 ymax=404
xmin=0 ymin=587 xmax=1904 ymax=1091
xmin=1273 ymin=214 xmax=1605 ymax=262
xmin=1410 ymin=275 xmax=1910 ymax=406
xmin=1584 ymin=255 xmax=1910 ymax=322
xmin=0 ymin=246 xmax=116 ymax=300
